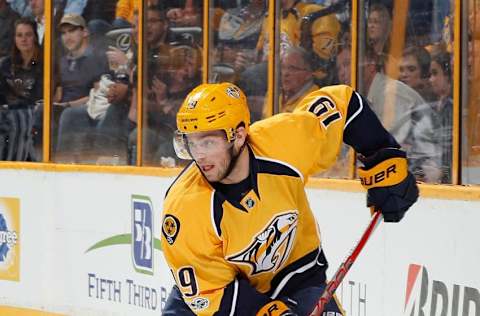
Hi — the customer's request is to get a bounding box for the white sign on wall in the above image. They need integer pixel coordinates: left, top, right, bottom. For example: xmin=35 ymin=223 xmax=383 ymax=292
xmin=0 ymin=169 xmax=478 ymax=316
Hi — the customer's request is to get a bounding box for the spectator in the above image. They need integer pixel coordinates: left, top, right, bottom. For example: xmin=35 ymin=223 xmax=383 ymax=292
xmin=29 ymin=0 xmax=44 ymax=44
xmin=0 ymin=18 xmax=42 ymax=161
xmin=145 ymin=5 xmax=190 ymax=98
xmin=362 ymin=50 xmax=425 ymax=145
xmin=256 ymin=0 xmax=341 ymax=86
xmin=213 ymin=0 xmax=265 ymax=77
xmin=114 ymin=0 xmax=139 ymax=28
xmin=27 ymin=0 xmax=76 ymax=43
xmin=166 ymin=0 xmax=202 ymax=27
xmin=63 ymin=0 xmax=87 ymax=16
xmin=278 ymin=45 xmax=319 ymax=113
xmin=367 ymin=3 xmax=391 ymax=56
xmin=7 ymin=0 xmax=31 ymax=17
xmin=140 ymin=44 xmax=201 ymax=166
xmin=145 ymin=5 xmax=169 ymax=62
xmin=55 ymin=14 xmax=108 ymax=106
xmin=54 ymin=10 xmax=140 ymax=164
xmin=0 ymin=0 xmax=20 ymax=59
xmin=105 ymin=8 xmax=138 ymax=74
xmin=83 ymin=0 xmax=118 ymax=36
xmin=54 ymin=14 xmax=109 ymax=158
xmin=399 ymin=46 xmax=436 ymax=102
xmin=426 ymin=51 xmax=453 ymax=182
xmin=465 ymin=0 xmax=480 ymax=169
xmin=257 ymin=0 xmax=340 ymax=61
xmin=402 ymin=51 xmax=453 ymax=183
xmin=336 ymin=43 xmax=351 ymax=85
xmin=321 ymin=39 xmax=352 ymax=179
xmin=93 ymin=67 xmax=137 ymax=163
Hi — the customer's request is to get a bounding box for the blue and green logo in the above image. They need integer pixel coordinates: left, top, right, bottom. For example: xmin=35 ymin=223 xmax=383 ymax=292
xmin=85 ymin=195 xmax=162 ymax=275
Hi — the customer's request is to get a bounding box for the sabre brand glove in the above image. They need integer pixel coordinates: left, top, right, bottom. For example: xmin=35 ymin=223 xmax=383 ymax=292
xmin=358 ymin=148 xmax=419 ymax=222
xmin=256 ymin=300 xmax=297 ymax=316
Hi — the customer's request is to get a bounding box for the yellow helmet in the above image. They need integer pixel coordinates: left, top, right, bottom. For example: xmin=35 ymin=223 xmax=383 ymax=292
xmin=176 ymin=82 xmax=250 ymax=142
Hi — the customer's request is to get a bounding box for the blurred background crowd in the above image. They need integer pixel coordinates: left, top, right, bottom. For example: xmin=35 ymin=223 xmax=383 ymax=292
xmin=0 ymin=0 xmax=479 ymax=185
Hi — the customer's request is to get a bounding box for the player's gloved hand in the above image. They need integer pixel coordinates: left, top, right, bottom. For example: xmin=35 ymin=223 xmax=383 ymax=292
xmin=256 ymin=300 xmax=297 ymax=316
xmin=358 ymin=148 xmax=419 ymax=222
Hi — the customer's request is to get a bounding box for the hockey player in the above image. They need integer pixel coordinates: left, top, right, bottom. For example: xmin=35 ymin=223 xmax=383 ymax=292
xmin=161 ymin=82 xmax=418 ymax=315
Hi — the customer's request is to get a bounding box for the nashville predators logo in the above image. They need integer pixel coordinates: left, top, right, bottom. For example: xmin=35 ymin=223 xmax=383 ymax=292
xmin=162 ymin=214 xmax=180 ymax=245
xmin=227 ymin=211 xmax=298 ymax=275
xmin=225 ymin=86 xmax=240 ymax=99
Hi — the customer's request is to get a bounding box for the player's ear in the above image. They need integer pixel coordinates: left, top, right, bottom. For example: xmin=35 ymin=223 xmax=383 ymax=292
xmin=234 ymin=126 xmax=247 ymax=148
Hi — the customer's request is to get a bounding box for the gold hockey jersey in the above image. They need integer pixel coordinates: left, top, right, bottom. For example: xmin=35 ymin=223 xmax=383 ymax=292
xmin=161 ymin=85 xmax=360 ymax=315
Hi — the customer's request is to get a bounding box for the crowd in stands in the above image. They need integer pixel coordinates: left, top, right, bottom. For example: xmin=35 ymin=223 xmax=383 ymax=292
xmin=211 ymin=0 xmax=459 ymax=183
xmin=0 ymin=0 xmax=205 ymax=166
xmin=0 ymin=0 xmax=476 ymax=184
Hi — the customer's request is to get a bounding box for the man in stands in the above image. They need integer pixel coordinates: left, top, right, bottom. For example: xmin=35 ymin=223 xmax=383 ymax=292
xmin=54 ymin=14 xmax=109 ymax=157
xmin=362 ymin=50 xmax=425 ymax=146
xmin=279 ymin=46 xmax=319 ymax=113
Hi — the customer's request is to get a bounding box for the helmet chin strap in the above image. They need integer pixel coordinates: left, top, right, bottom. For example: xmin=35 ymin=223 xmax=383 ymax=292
xmin=221 ymin=141 xmax=247 ymax=183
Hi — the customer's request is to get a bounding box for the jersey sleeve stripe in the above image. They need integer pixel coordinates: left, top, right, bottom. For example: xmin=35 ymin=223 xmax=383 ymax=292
xmin=255 ymin=156 xmax=304 ymax=182
xmin=344 ymin=91 xmax=364 ymax=130
xmin=210 ymin=191 xmax=222 ymax=239
xmin=228 ymin=279 xmax=239 ymax=316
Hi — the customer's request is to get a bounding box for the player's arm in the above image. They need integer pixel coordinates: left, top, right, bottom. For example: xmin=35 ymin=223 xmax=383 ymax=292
xmin=161 ymin=211 xmax=291 ymax=315
xmin=163 ymin=276 xmax=295 ymax=316
xmin=341 ymin=89 xmax=419 ymax=222
xmin=165 ymin=260 xmax=293 ymax=315
xmin=294 ymin=84 xmax=417 ymax=221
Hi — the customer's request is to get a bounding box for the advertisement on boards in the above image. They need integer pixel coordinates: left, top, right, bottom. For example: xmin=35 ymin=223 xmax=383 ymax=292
xmin=404 ymin=263 xmax=480 ymax=316
xmin=0 ymin=197 xmax=20 ymax=282
xmin=80 ymin=193 xmax=174 ymax=314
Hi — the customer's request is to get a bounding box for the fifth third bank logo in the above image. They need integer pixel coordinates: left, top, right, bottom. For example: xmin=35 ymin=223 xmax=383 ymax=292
xmin=404 ymin=264 xmax=480 ymax=316
xmin=132 ymin=195 xmax=153 ymax=275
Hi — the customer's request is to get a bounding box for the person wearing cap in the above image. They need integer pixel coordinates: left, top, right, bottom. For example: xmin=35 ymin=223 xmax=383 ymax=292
xmin=54 ymin=13 xmax=109 ymax=158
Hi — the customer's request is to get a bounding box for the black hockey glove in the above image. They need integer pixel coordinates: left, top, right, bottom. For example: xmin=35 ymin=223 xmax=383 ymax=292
xmin=357 ymin=148 xmax=419 ymax=222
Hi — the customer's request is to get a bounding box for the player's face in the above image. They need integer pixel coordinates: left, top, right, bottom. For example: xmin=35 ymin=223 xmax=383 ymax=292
xmin=186 ymin=130 xmax=234 ymax=182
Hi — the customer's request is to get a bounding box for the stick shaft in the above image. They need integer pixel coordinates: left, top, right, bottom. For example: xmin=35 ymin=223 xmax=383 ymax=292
xmin=310 ymin=212 xmax=383 ymax=316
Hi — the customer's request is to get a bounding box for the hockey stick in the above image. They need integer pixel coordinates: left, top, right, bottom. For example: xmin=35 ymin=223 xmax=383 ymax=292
xmin=309 ymin=211 xmax=383 ymax=316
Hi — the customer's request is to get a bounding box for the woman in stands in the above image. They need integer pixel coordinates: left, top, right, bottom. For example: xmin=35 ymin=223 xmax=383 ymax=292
xmin=0 ymin=18 xmax=43 ymax=161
